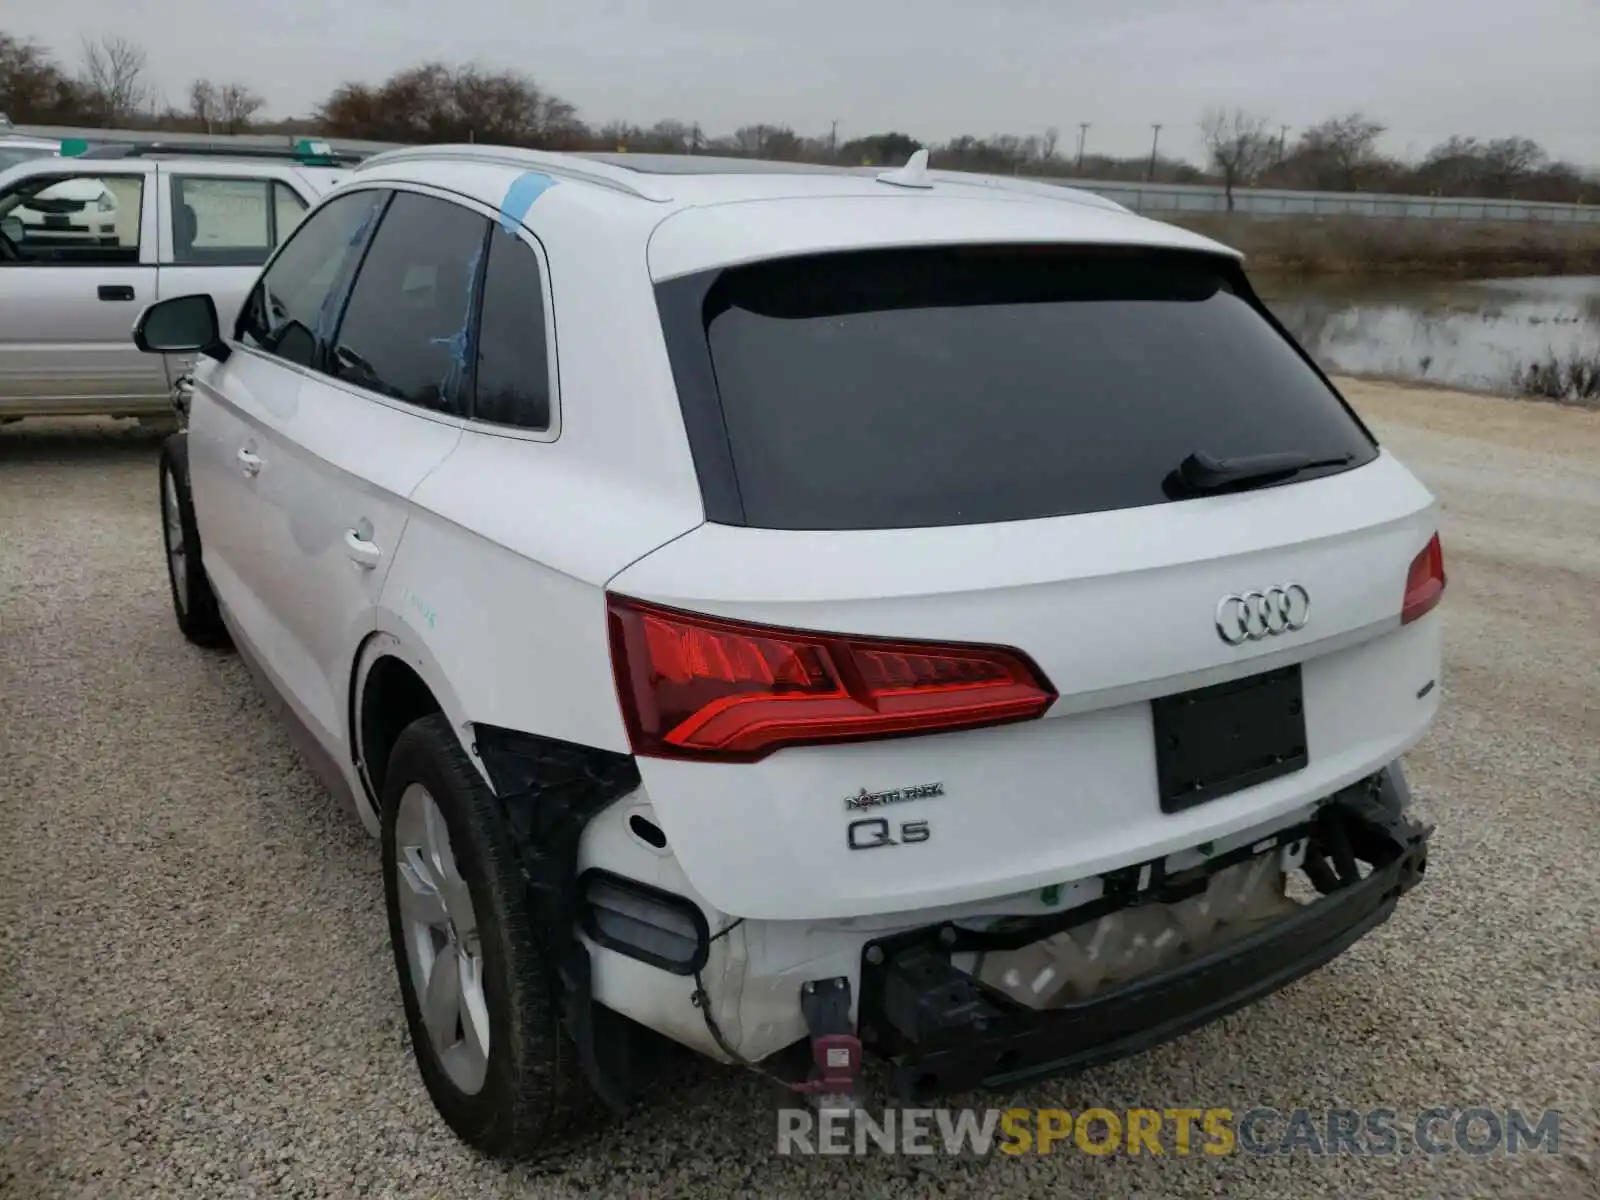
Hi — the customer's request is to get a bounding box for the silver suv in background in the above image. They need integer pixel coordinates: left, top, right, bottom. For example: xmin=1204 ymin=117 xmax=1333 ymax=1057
xmin=0 ymin=140 xmax=361 ymax=425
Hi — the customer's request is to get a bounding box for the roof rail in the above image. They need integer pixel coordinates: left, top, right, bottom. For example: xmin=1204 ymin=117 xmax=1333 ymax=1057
xmin=67 ymin=140 xmax=366 ymax=166
xmin=354 ymin=144 xmax=674 ymax=202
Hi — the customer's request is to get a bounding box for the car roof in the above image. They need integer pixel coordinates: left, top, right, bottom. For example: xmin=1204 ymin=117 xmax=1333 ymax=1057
xmin=347 ymin=143 xmax=1241 ymax=280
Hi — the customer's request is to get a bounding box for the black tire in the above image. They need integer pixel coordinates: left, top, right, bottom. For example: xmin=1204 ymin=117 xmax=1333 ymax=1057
xmin=158 ymin=435 xmax=230 ymax=649
xmin=381 ymin=714 xmax=602 ymax=1160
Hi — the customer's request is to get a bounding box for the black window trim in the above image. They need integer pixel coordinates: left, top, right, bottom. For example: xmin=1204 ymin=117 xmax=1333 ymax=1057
xmin=164 ymin=172 xmax=310 ymax=267
xmin=653 ymin=244 xmax=1380 ymax=529
xmin=315 ymin=180 xmax=564 ymax=442
xmin=461 ymin=213 xmax=561 ymax=438
xmin=322 ymin=184 xmax=486 ymax=423
xmin=0 ymin=166 xmax=151 ymax=269
xmin=230 ymin=183 xmax=393 ymax=368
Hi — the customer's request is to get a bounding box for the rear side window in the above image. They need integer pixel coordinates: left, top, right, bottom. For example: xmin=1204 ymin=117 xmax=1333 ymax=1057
xmin=237 ymin=188 xmax=387 ymax=368
xmin=471 ymin=225 xmax=552 ymax=431
xmin=662 ymin=246 xmax=1377 ymax=530
xmin=171 ymin=176 xmax=305 ymax=266
xmin=329 ymin=191 xmax=488 ymax=416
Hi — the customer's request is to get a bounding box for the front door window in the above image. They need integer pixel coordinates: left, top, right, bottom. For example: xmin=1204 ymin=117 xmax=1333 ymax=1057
xmin=0 ymin=173 xmax=143 ymax=265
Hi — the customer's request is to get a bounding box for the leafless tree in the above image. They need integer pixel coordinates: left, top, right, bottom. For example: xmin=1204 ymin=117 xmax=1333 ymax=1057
xmin=730 ymin=124 xmax=803 ymax=159
xmin=0 ymin=33 xmax=83 ymax=121
xmin=218 ymin=82 xmax=263 ymax=133
xmin=188 ymin=78 xmax=218 ymax=129
xmin=1294 ymin=112 xmax=1387 ymax=191
xmin=79 ymin=35 xmax=148 ymax=126
xmin=645 ymin=119 xmax=694 ymax=153
xmin=1478 ymin=136 xmax=1547 ymax=196
xmin=316 ymin=61 xmax=586 ymax=148
xmin=188 ymin=78 xmax=260 ymax=133
xmin=1200 ymin=106 xmax=1275 ymax=210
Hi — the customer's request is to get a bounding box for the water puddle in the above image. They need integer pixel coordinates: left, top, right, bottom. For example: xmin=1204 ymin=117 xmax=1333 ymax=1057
xmin=1257 ymin=275 xmax=1600 ymax=402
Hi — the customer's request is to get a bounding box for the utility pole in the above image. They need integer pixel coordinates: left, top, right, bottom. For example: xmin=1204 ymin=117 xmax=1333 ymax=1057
xmin=690 ymin=122 xmax=701 ymax=154
xmin=1278 ymin=123 xmax=1290 ymax=163
xmin=1076 ymin=122 xmax=1089 ymax=170
xmin=1147 ymin=123 xmax=1162 ymax=181
xmin=829 ymin=119 xmax=838 ymax=160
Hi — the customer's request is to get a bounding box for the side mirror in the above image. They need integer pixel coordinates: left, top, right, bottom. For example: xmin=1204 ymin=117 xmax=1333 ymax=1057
xmin=133 ymin=293 xmax=230 ymax=361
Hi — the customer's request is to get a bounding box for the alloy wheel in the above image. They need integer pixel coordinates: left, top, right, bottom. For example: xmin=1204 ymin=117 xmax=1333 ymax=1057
xmin=162 ymin=471 xmax=188 ymax=613
xmin=394 ymin=783 xmax=490 ymax=1094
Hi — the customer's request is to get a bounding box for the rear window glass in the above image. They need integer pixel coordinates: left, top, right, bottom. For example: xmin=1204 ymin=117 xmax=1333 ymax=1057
xmin=678 ymin=246 xmax=1376 ymax=530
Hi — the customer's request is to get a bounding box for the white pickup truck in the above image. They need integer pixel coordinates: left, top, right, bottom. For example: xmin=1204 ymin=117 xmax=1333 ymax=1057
xmin=0 ymin=141 xmax=356 ymax=424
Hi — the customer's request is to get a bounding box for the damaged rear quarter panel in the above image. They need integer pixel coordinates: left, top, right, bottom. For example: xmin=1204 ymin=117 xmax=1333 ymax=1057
xmin=375 ymin=197 xmax=705 ymax=755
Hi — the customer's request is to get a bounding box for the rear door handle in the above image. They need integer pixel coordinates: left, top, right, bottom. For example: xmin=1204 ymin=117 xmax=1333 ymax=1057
xmin=236 ymin=448 xmax=262 ymax=476
xmin=344 ymin=528 xmax=383 ymax=569
xmin=97 ymin=284 xmax=135 ymax=301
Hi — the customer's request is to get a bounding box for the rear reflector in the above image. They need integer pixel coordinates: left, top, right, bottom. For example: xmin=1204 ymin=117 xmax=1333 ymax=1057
xmin=1401 ymin=532 xmax=1447 ymax=625
xmin=578 ymin=870 xmax=709 ymax=975
xmin=606 ymin=594 xmax=1057 ymax=762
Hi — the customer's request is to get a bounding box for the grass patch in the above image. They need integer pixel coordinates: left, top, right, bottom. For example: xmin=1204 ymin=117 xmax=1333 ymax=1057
xmin=1511 ymin=351 xmax=1600 ymax=407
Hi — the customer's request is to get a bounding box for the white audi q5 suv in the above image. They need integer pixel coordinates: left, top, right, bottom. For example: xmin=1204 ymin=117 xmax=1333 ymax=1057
xmin=132 ymin=144 xmax=1444 ymax=1159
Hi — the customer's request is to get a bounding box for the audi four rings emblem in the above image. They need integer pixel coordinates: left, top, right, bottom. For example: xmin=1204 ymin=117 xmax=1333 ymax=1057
xmin=1215 ymin=584 xmax=1311 ymax=644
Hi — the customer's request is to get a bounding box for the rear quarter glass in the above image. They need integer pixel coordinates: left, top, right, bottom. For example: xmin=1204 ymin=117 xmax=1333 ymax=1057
xmin=654 ymin=244 xmax=1377 ymax=531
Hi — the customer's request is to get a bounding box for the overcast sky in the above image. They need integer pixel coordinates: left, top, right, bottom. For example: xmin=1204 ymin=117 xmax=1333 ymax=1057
xmin=14 ymin=0 xmax=1600 ymax=166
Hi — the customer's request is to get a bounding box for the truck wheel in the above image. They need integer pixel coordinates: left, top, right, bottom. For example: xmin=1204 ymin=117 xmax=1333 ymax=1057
xmin=381 ymin=714 xmax=601 ymax=1160
xmin=158 ymin=436 xmax=230 ymax=649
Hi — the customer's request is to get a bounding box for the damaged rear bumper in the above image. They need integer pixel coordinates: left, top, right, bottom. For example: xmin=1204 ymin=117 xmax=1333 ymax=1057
xmin=856 ymin=785 xmax=1432 ymax=1103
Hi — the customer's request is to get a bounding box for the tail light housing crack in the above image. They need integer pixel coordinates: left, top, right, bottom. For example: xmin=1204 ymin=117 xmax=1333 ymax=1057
xmin=607 ymin=594 xmax=1057 ymax=762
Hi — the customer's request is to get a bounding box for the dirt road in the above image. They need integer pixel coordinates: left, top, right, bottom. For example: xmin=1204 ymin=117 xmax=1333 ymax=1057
xmin=1 ymin=379 xmax=1595 ymax=1198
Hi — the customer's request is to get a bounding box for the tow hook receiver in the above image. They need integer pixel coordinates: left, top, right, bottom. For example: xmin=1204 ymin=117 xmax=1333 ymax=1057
xmin=793 ymin=976 xmax=863 ymax=1111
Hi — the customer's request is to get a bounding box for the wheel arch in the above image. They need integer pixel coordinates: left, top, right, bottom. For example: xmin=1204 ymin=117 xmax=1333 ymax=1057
xmin=352 ymin=592 xmax=640 ymax=837
xmin=349 ymin=626 xmax=481 ymax=834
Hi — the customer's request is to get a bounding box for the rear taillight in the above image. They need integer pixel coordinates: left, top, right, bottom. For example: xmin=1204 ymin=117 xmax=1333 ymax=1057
xmin=1401 ymin=532 xmax=1447 ymax=625
xmin=606 ymin=594 xmax=1057 ymax=762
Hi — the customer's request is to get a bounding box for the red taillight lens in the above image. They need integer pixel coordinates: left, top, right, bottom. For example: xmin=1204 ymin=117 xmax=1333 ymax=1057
xmin=606 ymin=594 xmax=1058 ymax=762
xmin=1401 ymin=532 xmax=1447 ymax=625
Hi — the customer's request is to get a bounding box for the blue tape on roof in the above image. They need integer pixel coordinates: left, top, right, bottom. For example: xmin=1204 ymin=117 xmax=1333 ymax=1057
xmin=498 ymin=172 xmax=557 ymax=233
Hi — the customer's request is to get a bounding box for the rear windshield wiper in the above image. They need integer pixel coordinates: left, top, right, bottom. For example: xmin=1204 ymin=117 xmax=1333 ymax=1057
xmin=1164 ymin=449 xmax=1354 ymax=497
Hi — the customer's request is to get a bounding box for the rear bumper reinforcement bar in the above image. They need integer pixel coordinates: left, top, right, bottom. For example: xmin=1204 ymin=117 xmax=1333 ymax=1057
xmin=857 ymin=779 xmax=1431 ymax=1103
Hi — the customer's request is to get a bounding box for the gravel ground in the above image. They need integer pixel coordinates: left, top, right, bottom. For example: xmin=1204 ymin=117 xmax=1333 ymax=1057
xmin=2 ymin=379 xmax=1596 ymax=1199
